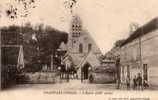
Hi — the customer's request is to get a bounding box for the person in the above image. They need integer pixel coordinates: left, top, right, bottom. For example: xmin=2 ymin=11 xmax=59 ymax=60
xmin=60 ymin=64 xmax=65 ymax=79
xmin=66 ymin=67 xmax=70 ymax=82
xmin=89 ymin=74 xmax=94 ymax=83
xmin=73 ymin=69 xmax=77 ymax=79
xmin=137 ymin=73 xmax=143 ymax=90
xmin=81 ymin=72 xmax=84 ymax=83
xmin=126 ymin=76 xmax=130 ymax=90
xmin=65 ymin=61 xmax=71 ymax=82
xmin=57 ymin=66 xmax=62 ymax=79
xmin=133 ymin=75 xmax=137 ymax=90
xmin=143 ymin=80 xmax=149 ymax=89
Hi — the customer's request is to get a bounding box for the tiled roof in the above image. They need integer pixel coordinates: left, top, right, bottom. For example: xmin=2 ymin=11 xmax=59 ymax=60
xmin=121 ymin=17 xmax=158 ymax=46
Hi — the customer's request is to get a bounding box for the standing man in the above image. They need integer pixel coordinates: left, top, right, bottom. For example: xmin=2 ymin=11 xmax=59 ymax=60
xmin=137 ymin=73 xmax=143 ymax=90
xmin=126 ymin=76 xmax=130 ymax=90
xmin=133 ymin=75 xmax=137 ymax=90
xmin=65 ymin=58 xmax=71 ymax=82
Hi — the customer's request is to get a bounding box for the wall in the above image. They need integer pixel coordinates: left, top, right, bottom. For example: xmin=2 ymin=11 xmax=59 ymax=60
xmin=68 ymin=15 xmax=102 ymax=56
xmin=120 ymin=29 xmax=158 ymax=86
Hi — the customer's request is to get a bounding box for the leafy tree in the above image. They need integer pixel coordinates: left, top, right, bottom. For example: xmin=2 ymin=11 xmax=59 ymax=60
xmin=1 ymin=23 xmax=68 ymax=72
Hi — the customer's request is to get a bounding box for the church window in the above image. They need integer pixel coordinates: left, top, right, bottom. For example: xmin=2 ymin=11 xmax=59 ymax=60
xmin=79 ymin=43 xmax=83 ymax=53
xmin=72 ymin=32 xmax=80 ymax=37
xmin=88 ymin=43 xmax=92 ymax=52
xmin=73 ymin=40 xmax=76 ymax=43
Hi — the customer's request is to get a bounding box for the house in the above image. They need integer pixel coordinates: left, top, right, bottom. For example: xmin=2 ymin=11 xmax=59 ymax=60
xmin=120 ymin=17 xmax=158 ymax=87
xmin=1 ymin=45 xmax=24 ymax=89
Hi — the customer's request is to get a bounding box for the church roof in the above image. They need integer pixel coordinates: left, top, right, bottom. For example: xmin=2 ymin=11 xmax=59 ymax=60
xmin=77 ymin=51 xmax=101 ymax=68
xmin=63 ymin=51 xmax=101 ymax=68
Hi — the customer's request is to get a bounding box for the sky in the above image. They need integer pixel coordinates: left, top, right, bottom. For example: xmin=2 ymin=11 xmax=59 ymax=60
xmin=1 ymin=0 xmax=158 ymax=54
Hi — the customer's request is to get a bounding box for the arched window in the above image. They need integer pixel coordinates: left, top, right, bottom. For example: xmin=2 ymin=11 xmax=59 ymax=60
xmin=88 ymin=43 xmax=92 ymax=52
xmin=79 ymin=43 xmax=83 ymax=53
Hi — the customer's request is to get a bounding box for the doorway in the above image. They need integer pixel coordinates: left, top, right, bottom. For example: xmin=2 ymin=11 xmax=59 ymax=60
xmin=143 ymin=64 xmax=148 ymax=81
xmin=127 ymin=65 xmax=130 ymax=79
xmin=81 ymin=63 xmax=91 ymax=79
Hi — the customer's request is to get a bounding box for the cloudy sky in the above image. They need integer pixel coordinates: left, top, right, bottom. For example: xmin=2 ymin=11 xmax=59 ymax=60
xmin=1 ymin=0 xmax=158 ymax=54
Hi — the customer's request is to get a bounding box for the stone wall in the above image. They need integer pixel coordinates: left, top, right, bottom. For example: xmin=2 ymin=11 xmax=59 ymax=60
xmin=20 ymin=72 xmax=59 ymax=84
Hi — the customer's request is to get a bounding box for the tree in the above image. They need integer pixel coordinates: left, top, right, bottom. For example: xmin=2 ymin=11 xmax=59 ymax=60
xmin=1 ymin=23 xmax=68 ymax=72
xmin=37 ymin=25 xmax=68 ymax=67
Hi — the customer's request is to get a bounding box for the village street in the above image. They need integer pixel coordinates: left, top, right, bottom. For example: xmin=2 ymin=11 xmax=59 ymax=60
xmin=7 ymin=79 xmax=117 ymax=91
xmin=3 ymin=78 xmax=156 ymax=91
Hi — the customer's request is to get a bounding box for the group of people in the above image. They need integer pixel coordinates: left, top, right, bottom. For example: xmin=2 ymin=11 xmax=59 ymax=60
xmin=58 ymin=64 xmax=78 ymax=82
xmin=126 ymin=73 xmax=149 ymax=90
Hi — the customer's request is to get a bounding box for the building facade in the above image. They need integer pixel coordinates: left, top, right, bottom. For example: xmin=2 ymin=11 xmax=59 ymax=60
xmin=62 ymin=15 xmax=102 ymax=79
xmin=120 ymin=17 xmax=158 ymax=87
xmin=67 ymin=15 xmax=102 ymax=55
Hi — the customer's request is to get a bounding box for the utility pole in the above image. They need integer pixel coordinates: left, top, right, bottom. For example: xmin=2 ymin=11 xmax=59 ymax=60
xmin=116 ymin=57 xmax=120 ymax=89
xmin=139 ymin=27 xmax=143 ymax=70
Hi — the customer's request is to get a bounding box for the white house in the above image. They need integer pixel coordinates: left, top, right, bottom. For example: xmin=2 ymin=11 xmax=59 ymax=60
xmin=120 ymin=17 xmax=158 ymax=87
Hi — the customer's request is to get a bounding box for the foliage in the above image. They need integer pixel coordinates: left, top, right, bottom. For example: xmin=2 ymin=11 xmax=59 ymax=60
xmin=1 ymin=23 xmax=68 ymax=72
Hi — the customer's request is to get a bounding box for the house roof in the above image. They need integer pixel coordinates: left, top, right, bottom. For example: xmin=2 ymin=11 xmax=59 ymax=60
xmin=121 ymin=17 xmax=158 ymax=46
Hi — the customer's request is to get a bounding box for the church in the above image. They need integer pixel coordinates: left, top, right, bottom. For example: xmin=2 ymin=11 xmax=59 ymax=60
xmin=59 ymin=15 xmax=103 ymax=79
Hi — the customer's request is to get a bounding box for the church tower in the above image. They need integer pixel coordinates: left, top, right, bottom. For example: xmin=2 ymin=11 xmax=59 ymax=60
xmin=68 ymin=15 xmax=83 ymax=53
xmin=67 ymin=15 xmax=102 ymax=56
xmin=62 ymin=0 xmax=102 ymax=79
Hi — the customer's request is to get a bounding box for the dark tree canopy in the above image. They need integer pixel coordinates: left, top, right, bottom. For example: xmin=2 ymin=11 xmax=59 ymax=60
xmin=1 ymin=23 xmax=68 ymax=72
